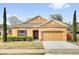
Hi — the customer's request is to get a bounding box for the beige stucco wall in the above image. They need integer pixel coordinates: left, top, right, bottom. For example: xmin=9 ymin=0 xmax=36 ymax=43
xmin=12 ymin=27 xmax=39 ymax=36
xmin=12 ymin=27 xmax=67 ymax=41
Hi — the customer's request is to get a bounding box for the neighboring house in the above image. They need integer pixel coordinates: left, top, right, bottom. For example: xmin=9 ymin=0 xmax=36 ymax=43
xmin=77 ymin=22 xmax=79 ymax=38
xmin=12 ymin=16 xmax=68 ymax=41
xmin=77 ymin=22 xmax=79 ymax=33
xmin=0 ymin=24 xmax=3 ymax=37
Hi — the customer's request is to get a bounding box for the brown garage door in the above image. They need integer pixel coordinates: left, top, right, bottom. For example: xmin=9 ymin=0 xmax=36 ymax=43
xmin=42 ymin=31 xmax=64 ymax=41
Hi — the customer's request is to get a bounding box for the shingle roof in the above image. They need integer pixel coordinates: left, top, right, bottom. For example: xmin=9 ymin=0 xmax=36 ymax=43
xmin=12 ymin=23 xmax=41 ymax=27
xmin=23 ymin=15 xmax=39 ymax=24
xmin=12 ymin=15 xmax=48 ymax=27
xmin=12 ymin=16 xmax=68 ymax=28
xmin=23 ymin=15 xmax=48 ymax=24
xmin=40 ymin=19 xmax=68 ymax=27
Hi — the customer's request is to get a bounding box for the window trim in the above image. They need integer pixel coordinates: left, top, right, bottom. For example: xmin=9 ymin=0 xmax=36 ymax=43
xmin=17 ymin=30 xmax=27 ymax=36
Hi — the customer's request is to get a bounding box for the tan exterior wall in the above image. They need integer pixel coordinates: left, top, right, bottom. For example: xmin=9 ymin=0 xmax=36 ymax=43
xmin=12 ymin=28 xmax=17 ymax=36
xmin=12 ymin=27 xmax=39 ymax=37
xmin=12 ymin=27 xmax=67 ymax=41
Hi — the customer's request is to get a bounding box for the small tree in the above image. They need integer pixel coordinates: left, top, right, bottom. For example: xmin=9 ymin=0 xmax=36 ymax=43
xmin=3 ymin=7 xmax=7 ymax=42
xmin=72 ymin=10 xmax=77 ymax=42
xmin=50 ymin=14 xmax=63 ymax=22
xmin=8 ymin=16 xmax=22 ymax=26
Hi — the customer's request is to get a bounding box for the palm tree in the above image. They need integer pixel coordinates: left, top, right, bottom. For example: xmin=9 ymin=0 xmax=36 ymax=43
xmin=50 ymin=14 xmax=63 ymax=22
xmin=72 ymin=10 xmax=77 ymax=42
xmin=3 ymin=7 xmax=7 ymax=42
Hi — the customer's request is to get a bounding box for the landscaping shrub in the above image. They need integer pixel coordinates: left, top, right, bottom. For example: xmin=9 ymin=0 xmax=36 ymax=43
xmin=26 ymin=36 xmax=33 ymax=41
xmin=7 ymin=36 xmax=16 ymax=41
xmin=0 ymin=36 xmax=2 ymax=39
xmin=67 ymin=33 xmax=73 ymax=42
xmin=16 ymin=36 xmax=27 ymax=41
xmin=7 ymin=36 xmax=33 ymax=41
xmin=15 ymin=36 xmax=33 ymax=41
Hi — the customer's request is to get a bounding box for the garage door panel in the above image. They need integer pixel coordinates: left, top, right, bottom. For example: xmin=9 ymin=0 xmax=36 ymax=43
xmin=42 ymin=31 xmax=64 ymax=41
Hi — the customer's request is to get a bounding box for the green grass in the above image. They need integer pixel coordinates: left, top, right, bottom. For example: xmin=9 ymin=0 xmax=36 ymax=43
xmin=0 ymin=41 xmax=43 ymax=49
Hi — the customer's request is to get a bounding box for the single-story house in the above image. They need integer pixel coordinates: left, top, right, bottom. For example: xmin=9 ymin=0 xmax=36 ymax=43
xmin=12 ymin=16 xmax=68 ymax=41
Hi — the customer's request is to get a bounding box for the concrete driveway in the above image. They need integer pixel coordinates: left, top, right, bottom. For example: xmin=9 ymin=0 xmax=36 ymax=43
xmin=42 ymin=41 xmax=79 ymax=49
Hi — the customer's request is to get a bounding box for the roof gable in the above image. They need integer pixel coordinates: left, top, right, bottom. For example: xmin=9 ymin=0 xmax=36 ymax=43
xmin=23 ymin=15 xmax=48 ymax=24
xmin=40 ymin=19 xmax=68 ymax=27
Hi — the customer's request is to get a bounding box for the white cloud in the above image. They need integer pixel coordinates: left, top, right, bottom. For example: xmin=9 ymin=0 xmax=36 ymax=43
xmin=49 ymin=3 xmax=71 ymax=9
xmin=64 ymin=4 xmax=71 ymax=8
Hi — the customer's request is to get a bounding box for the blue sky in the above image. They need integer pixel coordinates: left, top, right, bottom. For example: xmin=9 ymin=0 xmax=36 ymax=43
xmin=0 ymin=3 xmax=79 ymax=24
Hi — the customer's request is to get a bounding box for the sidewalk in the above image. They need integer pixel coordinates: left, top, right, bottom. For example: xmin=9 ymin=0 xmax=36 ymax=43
xmin=45 ymin=49 xmax=79 ymax=55
xmin=0 ymin=49 xmax=45 ymax=54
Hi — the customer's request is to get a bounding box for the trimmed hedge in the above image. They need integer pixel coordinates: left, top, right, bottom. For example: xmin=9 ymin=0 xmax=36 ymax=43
xmin=0 ymin=36 xmax=2 ymax=39
xmin=7 ymin=36 xmax=33 ymax=41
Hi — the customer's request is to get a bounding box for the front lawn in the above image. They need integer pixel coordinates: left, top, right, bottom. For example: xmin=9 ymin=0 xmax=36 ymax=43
xmin=0 ymin=41 xmax=43 ymax=49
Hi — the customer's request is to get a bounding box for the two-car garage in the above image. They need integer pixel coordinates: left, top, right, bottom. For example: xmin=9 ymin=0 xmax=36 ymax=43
xmin=42 ymin=31 xmax=65 ymax=41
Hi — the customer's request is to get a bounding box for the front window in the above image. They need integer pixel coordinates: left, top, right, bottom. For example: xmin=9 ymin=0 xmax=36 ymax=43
xmin=17 ymin=30 xmax=27 ymax=36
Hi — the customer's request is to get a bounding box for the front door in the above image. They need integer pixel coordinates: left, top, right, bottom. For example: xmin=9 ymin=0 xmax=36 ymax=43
xmin=33 ymin=30 xmax=39 ymax=39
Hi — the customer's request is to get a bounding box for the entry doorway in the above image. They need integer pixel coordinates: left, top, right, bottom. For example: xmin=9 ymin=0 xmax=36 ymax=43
xmin=33 ymin=30 xmax=39 ymax=40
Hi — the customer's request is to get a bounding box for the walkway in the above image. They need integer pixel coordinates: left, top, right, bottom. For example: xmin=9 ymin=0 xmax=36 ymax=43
xmin=42 ymin=41 xmax=79 ymax=49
